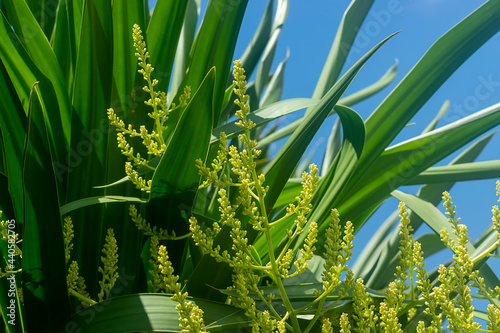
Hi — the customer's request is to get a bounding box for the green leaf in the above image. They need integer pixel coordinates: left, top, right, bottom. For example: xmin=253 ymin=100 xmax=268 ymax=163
xmin=51 ymin=0 xmax=83 ymax=91
xmin=407 ymin=160 xmax=500 ymax=185
xmin=211 ymin=98 xmax=318 ymax=144
xmin=150 ymin=67 xmax=215 ymax=200
xmin=421 ymin=99 xmax=450 ymax=134
xmin=219 ymin=282 xmax=385 ymax=303
xmin=365 ymin=232 xmax=445 ymax=287
xmin=147 ymin=68 xmax=215 ymax=273
xmin=337 ymin=59 xmax=398 ymax=106
xmin=321 ymin=118 xmax=341 ymax=177
xmin=60 ymin=196 xmax=147 ymax=216
xmin=53 ymin=294 xmax=250 ymax=333
xmin=22 ymin=83 xmax=70 ymax=332
xmin=392 ymin=190 xmax=500 ymax=295
xmin=110 ymin=0 xmax=149 ymax=117
xmin=0 ymin=61 xmax=26 ymax=224
xmin=338 ymin=102 xmax=500 ymax=228
xmin=356 ymin=131 xmax=498 ymax=287
xmin=258 ymin=60 xmax=397 ymax=147
xmin=175 ymin=0 xmax=248 ymax=125
xmin=292 ymin=104 xmax=366 ymax=253
xmin=3 ymin=0 xmax=72 ymax=154
xmin=24 ymin=0 xmax=57 ymax=37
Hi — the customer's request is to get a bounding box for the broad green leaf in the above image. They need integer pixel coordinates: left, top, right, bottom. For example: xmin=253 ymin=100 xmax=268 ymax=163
xmin=60 ymin=196 xmax=147 ymax=215
xmin=0 ymin=10 xmax=37 ymax=115
xmin=357 ymin=131 xmax=498 ymax=287
xmin=3 ymin=0 xmax=72 ymax=152
xmin=148 ymin=68 xmax=215 ymax=273
xmin=0 ymin=61 xmax=26 ymax=225
xmin=24 ymin=0 xmax=56 ymax=38
xmin=22 ymin=83 xmax=70 ymax=332
xmin=53 ymin=294 xmax=250 ymax=333
xmin=51 ymin=0 xmax=83 ymax=92
xmin=407 ymin=160 xmax=500 ymax=185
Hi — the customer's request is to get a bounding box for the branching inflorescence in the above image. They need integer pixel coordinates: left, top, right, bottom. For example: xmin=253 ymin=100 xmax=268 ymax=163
xmin=189 ymin=60 xmax=361 ymax=332
xmin=101 ymin=25 xmax=500 ymax=333
xmin=108 ymin=24 xmax=191 ymax=193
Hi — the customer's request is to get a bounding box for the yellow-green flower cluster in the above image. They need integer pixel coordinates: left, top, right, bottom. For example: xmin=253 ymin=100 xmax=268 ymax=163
xmin=0 ymin=211 xmax=21 ymax=259
xmin=433 ymin=192 xmax=480 ymax=332
xmin=414 ymin=240 xmax=442 ymax=330
xmin=196 ymin=132 xmax=231 ymax=188
xmin=157 ymin=245 xmax=207 ymax=333
xmin=98 ymin=229 xmax=119 ymax=302
xmin=64 ymin=218 xmax=94 ymax=308
xmin=63 ymin=216 xmax=74 ymax=265
xmin=352 ymin=278 xmax=377 ymax=331
xmin=129 ymin=204 xmax=182 ymax=240
xmin=190 ymin=60 xmax=323 ymax=332
xmin=67 ymin=261 xmax=94 ymax=308
xmin=108 ymin=24 xmax=191 ymax=192
xmin=147 ymin=235 xmax=165 ymax=293
xmin=322 ymin=209 xmax=355 ymax=294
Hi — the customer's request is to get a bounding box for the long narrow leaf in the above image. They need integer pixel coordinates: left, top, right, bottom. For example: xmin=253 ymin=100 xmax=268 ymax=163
xmin=22 ymin=83 xmax=70 ymax=332
xmin=407 ymin=160 xmax=500 ymax=185
xmin=337 ymin=102 xmax=500 ymax=228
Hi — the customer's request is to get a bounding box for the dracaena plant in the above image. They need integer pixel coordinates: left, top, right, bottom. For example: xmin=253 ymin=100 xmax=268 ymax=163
xmin=2 ymin=0 xmax=500 ymax=332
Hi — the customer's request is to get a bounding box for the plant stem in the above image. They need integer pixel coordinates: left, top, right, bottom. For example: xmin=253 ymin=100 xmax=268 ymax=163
xmin=69 ymin=289 xmax=97 ymax=306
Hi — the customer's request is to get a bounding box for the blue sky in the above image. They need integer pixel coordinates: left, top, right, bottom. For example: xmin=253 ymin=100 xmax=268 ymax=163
xmin=150 ymin=1 xmax=500 ymax=266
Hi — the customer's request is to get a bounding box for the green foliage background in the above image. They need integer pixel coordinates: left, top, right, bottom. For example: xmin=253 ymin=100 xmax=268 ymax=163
xmin=0 ymin=0 xmax=499 ymax=331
